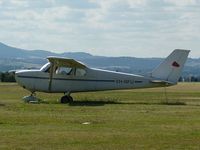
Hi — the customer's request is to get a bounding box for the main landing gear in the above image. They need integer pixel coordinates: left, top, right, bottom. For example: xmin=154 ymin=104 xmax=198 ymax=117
xmin=60 ymin=93 xmax=73 ymax=103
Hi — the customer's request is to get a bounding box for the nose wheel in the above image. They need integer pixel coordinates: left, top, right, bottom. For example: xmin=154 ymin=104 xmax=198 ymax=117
xmin=60 ymin=95 xmax=73 ymax=103
xmin=23 ymin=92 xmax=39 ymax=103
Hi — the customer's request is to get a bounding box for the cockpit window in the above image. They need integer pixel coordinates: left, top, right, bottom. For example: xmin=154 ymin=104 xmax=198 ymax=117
xmin=40 ymin=63 xmax=86 ymax=76
xmin=40 ymin=63 xmax=51 ymax=72
xmin=56 ymin=67 xmax=73 ymax=75
xmin=75 ymin=68 xmax=86 ymax=76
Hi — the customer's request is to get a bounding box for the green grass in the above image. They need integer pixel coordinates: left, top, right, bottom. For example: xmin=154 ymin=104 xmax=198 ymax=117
xmin=0 ymin=83 xmax=200 ymax=150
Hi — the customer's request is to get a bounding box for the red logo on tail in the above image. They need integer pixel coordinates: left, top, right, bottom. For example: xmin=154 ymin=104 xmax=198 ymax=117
xmin=172 ymin=61 xmax=180 ymax=68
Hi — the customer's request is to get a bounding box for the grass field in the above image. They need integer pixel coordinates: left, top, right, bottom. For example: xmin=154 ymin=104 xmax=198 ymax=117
xmin=0 ymin=83 xmax=200 ymax=150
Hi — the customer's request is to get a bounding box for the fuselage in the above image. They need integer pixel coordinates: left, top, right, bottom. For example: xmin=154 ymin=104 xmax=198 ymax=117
xmin=15 ymin=67 xmax=163 ymax=93
xmin=15 ymin=49 xmax=190 ymax=94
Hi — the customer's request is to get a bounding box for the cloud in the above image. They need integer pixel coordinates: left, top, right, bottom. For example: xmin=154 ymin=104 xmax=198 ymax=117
xmin=127 ymin=0 xmax=147 ymax=8
xmin=164 ymin=0 xmax=198 ymax=6
xmin=9 ymin=0 xmax=29 ymax=6
xmin=0 ymin=0 xmax=200 ymax=57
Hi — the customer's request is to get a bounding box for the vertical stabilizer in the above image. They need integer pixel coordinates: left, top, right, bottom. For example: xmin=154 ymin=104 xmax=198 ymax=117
xmin=151 ymin=49 xmax=190 ymax=84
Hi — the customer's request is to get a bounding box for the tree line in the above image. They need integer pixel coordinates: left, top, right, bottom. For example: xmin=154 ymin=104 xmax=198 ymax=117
xmin=0 ymin=72 xmax=16 ymax=82
xmin=180 ymin=76 xmax=200 ymax=82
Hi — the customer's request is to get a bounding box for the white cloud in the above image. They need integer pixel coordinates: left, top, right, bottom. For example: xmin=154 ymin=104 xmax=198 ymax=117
xmin=127 ymin=0 xmax=147 ymax=8
xmin=0 ymin=0 xmax=200 ymax=57
xmin=10 ymin=0 xmax=29 ymax=7
xmin=164 ymin=0 xmax=198 ymax=6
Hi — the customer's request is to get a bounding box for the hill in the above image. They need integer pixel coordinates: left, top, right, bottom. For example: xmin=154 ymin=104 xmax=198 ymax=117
xmin=0 ymin=42 xmax=92 ymax=59
xmin=0 ymin=42 xmax=200 ymax=77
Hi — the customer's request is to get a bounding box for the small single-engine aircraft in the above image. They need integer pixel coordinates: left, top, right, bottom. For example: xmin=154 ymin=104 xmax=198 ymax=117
xmin=15 ymin=49 xmax=190 ymax=103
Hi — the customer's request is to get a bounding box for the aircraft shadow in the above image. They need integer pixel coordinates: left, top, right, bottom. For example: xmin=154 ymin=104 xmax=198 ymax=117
xmin=68 ymin=100 xmax=124 ymax=106
xmin=68 ymin=100 xmax=187 ymax=106
xmin=0 ymin=103 xmax=6 ymax=107
xmin=40 ymin=99 xmax=187 ymax=106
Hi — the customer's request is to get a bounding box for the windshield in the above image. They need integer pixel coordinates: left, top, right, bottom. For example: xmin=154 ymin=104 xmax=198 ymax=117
xmin=40 ymin=63 xmax=51 ymax=72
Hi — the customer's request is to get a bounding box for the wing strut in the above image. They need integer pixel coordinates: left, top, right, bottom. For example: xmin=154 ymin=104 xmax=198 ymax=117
xmin=48 ymin=61 xmax=54 ymax=92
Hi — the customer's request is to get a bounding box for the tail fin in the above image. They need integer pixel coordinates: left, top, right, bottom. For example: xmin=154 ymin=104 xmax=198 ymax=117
xmin=150 ymin=49 xmax=190 ymax=84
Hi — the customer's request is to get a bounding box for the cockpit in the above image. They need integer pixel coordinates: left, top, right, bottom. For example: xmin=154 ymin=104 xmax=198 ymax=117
xmin=40 ymin=62 xmax=86 ymax=76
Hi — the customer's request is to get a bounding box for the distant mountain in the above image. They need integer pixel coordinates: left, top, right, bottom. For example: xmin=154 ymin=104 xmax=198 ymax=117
xmin=0 ymin=42 xmax=200 ymax=77
xmin=0 ymin=42 xmax=92 ymax=59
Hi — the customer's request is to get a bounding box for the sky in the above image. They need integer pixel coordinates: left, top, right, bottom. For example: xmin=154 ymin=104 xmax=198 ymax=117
xmin=0 ymin=0 xmax=200 ymax=58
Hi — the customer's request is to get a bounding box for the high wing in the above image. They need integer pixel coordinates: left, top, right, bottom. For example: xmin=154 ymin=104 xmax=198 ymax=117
xmin=47 ymin=56 xmax=87 ymax=69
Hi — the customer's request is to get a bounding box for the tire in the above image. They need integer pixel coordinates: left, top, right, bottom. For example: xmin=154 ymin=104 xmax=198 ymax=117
xmin=60 ymin=96 xmax=73 ymax=103
xmin=68 ymin=96 xmax=73 ymax=103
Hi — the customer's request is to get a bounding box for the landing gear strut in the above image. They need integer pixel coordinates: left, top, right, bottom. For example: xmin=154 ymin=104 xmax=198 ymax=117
xmin=60 ymin=93 xmax=73 ymax=103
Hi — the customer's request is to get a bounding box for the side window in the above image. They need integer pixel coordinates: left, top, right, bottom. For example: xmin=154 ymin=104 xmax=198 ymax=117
xmin=56 ymin=67 xmax=72 ymax=75
xmin=75 ymin=68 xmax=86 ymax=77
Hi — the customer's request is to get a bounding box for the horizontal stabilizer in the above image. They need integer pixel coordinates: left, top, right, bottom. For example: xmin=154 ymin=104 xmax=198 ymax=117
xmin=150 ymin=80 xmax=175 ymax=86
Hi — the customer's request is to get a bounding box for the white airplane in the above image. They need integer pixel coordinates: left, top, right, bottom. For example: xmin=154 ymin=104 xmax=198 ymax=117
xmin=15 ymin=49 xmax=190 ymax=103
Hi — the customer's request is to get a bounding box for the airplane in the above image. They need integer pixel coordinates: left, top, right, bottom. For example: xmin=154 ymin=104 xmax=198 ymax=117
xmin=15 ymin=49 xmax=190 ymax=103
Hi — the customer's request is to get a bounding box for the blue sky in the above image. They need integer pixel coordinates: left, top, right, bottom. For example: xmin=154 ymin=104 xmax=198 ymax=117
xmin=0 ymin=0 xmax=200 ymax=57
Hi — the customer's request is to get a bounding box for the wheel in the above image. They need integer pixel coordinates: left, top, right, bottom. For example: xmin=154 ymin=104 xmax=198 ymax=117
xmin=60 ymin=96 xmax=69 ymax=103
xmin=68 ymin=96 xmax=73 ymax=102
xmin=60 ymin=95 xmax=73 ymax=103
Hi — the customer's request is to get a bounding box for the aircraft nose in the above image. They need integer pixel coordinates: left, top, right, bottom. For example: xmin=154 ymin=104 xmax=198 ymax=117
xmin=15 ymin=70 xmax=38 ymax=93
xmin=15 ymin=71 xmax=23 ymax=86
xmin=15 ymin=70 xmax=33 ymax=90
xmin=15 ymin=70 xmax=31 ymax=88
